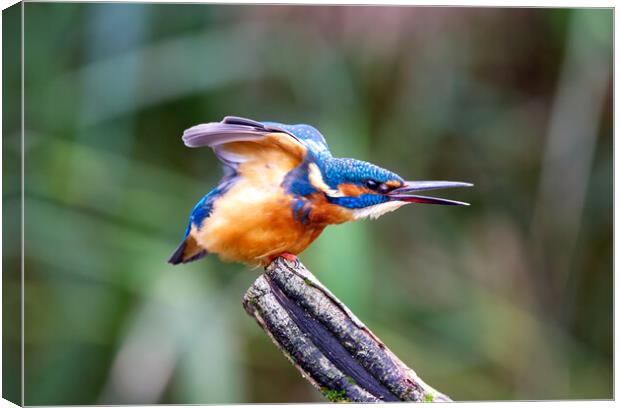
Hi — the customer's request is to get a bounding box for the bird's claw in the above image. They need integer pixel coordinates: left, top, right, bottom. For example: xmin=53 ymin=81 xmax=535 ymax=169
xmin=279 ymin=252 xmax=299 ymax=266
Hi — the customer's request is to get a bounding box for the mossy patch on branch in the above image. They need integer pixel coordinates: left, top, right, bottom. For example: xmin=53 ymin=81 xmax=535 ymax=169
xmin=320 ymin=387 xmax=350 ymax=402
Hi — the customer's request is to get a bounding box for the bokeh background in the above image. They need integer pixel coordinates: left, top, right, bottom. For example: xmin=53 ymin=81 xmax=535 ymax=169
xmin=4 ymin=3 xmax=613 ymax=404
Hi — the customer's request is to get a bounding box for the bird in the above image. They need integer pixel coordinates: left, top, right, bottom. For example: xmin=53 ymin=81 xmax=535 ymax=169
xmin=169 ymin=116 xmax=472 ymax=267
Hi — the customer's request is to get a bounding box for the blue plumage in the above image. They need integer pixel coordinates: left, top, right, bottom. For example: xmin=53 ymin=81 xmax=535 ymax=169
xmin=261 ymin=122 xmax=331 ymax=159
xmin=322 ymin=158 xmax=403 ymax=189
xmin=168 ymin=180 xmax=234 ymax=264
xmin=183 ymin=181 xmax=234 ymax=238
xmin=327 ymin=194 xmax=390 ymax=209
xmin=282 ymin=160 xmax=317 ymax=197
xmin=291 ymin=199 xmax=304 ymax=220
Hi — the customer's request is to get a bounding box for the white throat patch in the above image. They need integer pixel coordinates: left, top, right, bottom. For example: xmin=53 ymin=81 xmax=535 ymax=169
xmin=352 ymin=201 xmax=408 ymax=220
xmin=308 ymin=163 xmax=344 ymax=198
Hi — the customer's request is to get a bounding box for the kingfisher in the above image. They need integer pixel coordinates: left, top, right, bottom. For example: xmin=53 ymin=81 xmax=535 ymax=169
xmin=169 ymin=116 xmax=472 ymax=267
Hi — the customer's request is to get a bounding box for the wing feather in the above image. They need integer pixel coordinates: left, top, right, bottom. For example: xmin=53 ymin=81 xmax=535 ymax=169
xmin=181 ymin=116 xmax=307 ymax=168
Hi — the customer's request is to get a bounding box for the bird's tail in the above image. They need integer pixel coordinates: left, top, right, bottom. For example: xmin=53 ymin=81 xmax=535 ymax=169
xmin=168 ymin=235 xmax=207 ymax=265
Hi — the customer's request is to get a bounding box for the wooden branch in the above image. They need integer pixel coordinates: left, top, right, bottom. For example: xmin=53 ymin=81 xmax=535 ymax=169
xmin=243 ymin=257 xmax=452 ymax=403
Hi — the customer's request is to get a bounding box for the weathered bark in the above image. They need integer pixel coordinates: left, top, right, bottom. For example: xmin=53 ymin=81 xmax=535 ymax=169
xmin=243 ymin=257 xmax=452 ymax=402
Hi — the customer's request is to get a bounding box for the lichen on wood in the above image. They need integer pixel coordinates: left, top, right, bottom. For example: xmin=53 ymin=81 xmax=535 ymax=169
xmin=243 ymin=257 xmax=452 ymax=403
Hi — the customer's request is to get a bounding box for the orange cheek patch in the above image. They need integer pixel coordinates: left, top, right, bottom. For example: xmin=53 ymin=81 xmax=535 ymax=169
xmin=385 ymin=180 xmax=403 ymax=189
xmin=338 ymin=183 xmax=371 ymax=197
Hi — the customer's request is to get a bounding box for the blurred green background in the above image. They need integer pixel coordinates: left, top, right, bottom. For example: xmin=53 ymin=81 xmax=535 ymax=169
xmin=5 ymin=3 xmax=613 ymax=404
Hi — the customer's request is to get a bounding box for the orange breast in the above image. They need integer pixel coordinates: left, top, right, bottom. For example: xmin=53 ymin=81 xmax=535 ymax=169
xmin=195 ymin=182 xmax=321 ymax=265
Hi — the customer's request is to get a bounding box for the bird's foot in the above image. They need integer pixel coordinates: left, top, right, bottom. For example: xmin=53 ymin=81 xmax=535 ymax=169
xmin=279 ymin=252 xmax=298 ymax=263
xmin=268 ymin=252 xmax=299 ymax=267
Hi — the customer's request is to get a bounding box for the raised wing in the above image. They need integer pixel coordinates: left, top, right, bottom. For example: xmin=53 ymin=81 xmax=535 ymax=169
xmin=183 ymin=116 xmax=302 ymax=169
xmin=182 ymin=116 xmax=331 ymax=170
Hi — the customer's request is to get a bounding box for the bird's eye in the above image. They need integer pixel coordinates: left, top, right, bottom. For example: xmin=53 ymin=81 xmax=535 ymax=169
xmin=365 ymin=180 xmax=379 ymax=190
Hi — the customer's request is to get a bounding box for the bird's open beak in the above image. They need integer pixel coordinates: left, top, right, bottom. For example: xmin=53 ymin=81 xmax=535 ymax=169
xmin=387 ymin=181 xmax=473 ymax=206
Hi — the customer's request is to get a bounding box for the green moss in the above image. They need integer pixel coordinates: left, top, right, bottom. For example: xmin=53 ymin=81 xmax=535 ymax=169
xmin=320 ymin=387 xmax=350 ymax=402
xmin=424 ymin=393 xmax=434 ymax=402
xmin=345 ymin=376 xmax=356 ymax=385
xmin=303 ymin=278 xmax=313 ymax=286
xmin=248 ymin=298 xmax=258 ymax=306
